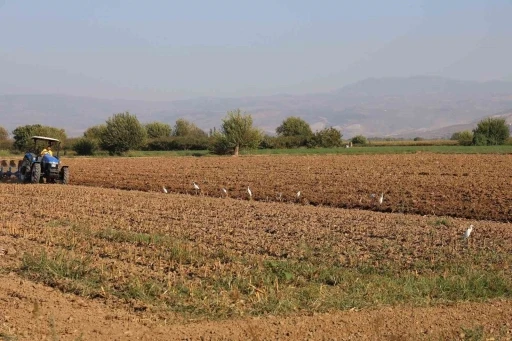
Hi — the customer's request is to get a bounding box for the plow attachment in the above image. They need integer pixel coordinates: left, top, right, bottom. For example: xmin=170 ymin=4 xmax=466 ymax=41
xmin=0 ymin=160 xmax=22 ymax=182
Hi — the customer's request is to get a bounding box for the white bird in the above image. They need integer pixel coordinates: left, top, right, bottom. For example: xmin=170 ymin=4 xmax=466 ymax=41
xmin=247 ymin=186 xmax=252 ymax=198
xmin=162 ymin=186 xmax=168 ymax=194
xmin=222 ymin=188 xmax=228 ymax=196
xmin=193 ymin=182 xmax=200 ymax=195
xmin=378 ymin=193 xmax=384 ymax=205
xmin=296 ymin=191 xmax=301 ymax=199
xmin=463 ymin=225 xmax=474 ymax=239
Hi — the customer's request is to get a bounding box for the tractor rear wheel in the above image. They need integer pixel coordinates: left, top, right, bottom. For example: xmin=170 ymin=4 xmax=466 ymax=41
xmin=61 ymin=167 xmax=69 ymax=184
xmin=31 ymin=163 xmax=41 ymax=184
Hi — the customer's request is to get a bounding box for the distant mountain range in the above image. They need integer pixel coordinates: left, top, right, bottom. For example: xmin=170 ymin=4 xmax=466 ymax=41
xmin=1 ymin=76 xmax=512 ymax=138
xmin=393 ymin=109 xmax=512 ymax=139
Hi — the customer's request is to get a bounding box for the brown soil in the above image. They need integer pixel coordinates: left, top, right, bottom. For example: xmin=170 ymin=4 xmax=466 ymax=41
xmin=64 ymin=154 xmax=512 ymax=222
xmin=1 ymin=271 xmax=510 ymax=340
xmin=1 ymin=153 xmax=511 ymax=340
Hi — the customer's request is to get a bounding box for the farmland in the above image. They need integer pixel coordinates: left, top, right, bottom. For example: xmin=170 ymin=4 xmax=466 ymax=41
xmin=0 ymin=153 xmax=511 ymax=340
xmin=66 ymin=153 xmax=512 ymax=222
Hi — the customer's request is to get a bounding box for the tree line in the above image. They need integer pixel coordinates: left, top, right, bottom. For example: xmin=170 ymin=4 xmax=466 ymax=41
xmin=0 ymin=109 xmax=347 ymax=156
xmin=1 ymin=113 xmax=509 ymax=156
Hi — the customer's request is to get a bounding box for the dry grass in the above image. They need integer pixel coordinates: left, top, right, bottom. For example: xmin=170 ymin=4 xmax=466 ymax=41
xmin=1 ymin=184 xmax=510 ymax=320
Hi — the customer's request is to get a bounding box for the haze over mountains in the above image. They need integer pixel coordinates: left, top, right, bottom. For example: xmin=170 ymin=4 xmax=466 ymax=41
xmin=1 ymin=76 xmax=512 ymax=138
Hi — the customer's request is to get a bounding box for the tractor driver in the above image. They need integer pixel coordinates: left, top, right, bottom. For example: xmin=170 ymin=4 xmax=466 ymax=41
xmin=41 ymin=144 xmax=53 ymax=157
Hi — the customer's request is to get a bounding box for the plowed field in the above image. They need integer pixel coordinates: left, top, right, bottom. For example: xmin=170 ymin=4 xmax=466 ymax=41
xmin=1 ymin=180 xmax=511 ymax=340
xmin=65 ymin=154 xmax=512 ymax=222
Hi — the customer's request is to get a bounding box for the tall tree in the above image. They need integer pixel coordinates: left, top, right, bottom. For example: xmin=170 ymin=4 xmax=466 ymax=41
xmin=173 ymin=119 xmax=206 ymax=137
xmin=213 ymin=108 xmax=262 ymax=156
xmin=0 ymin=126 xmax=8 ymax=140
xmin=100 ymin=112 xmax=147 ymax=155
xmin=276 ymin=116 xmax=313 ymax=137
xmin=472 ymin=117 xmax=510 ymax=145
xmin=145 ymin=122 xmax=172 ymax=138
xmin=314 ymin=127 xmax=343 ymax=147
xmin=84 ymin=124 xmax=107 ymax=140
xmin=12 ymin=124 xmax=67 ymax=151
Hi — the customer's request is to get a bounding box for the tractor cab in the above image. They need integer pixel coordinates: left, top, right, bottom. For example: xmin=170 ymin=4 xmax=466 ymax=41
xmin=28 ymin=136 xmax=61 ymax=160
xmin=18 ymin=136 xmax=69 ymax=184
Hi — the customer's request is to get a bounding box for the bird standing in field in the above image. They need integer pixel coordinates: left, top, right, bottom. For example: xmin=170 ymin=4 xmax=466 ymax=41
xmin=222 ymin=188 xmax=228 ymax=197
xmin=193 ymin=182 xmax=200 ymax=195
xmin=162 ymin=186 xmax=168 ymax=194
xmin=378 ymin=193 xmax=384 ymax=205
xmin=463 ymin=225 xmax=474 ymax=239
xmin=247 ymin=186 xmax=252 ymax=199
xmin=296 ymin=191 xmax=301 ymax=199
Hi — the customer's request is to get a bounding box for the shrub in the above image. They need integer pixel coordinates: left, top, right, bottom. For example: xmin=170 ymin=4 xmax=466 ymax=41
xmin=173 ymin=119 xmax=207 ymax=137
xmin=351 ymin=135 xmax=368 ymax=145
xmin=259 ymin=135 xmax=312 ymax=149
xmin=259 ymin=135 xmax=277 ymax=149
xmin=208 ymin=133 xmax=232 ymax=155
xmin=145 ymin=122 xmax=172 ymax=139
xmin=452 ymin=130 xmax=473 ymax=146
xmin=473 ymin=117 xmax=510 ymax=145
xmin=73 ymin=138 xmax=99 ymax=156
xmin=145 ymin=136 xmax=211 ymax=151
xmin=450 ymin=132 xmax=461 ymax=140
xmin=0 ymin=126 xmax=8 ymax=140
xmin=312 ymin=127 xmax=343 ymax=148
xmin=472 ymin=133 xmax=488 ymax=146
xmin=84 ymin=125 xmax=107 ymax=140
xmin=0 ymin=139 xmax=13 ymax=151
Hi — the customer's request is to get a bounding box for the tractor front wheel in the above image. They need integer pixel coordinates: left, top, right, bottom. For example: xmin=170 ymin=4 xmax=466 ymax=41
xmin=61 ymin=167 xmax=69 ymax=185
xmin=31 ymin=163 xmax=41 ymax=184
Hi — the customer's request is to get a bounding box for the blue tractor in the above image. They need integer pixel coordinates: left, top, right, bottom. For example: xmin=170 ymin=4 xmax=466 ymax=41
xmin=17 ymin=136 xmax=70 ymax=184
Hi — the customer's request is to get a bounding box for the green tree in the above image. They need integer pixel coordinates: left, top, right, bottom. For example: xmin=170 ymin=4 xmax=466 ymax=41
xmin=275 ymin=117 xmax=313 ymax=148
xmin=472 ymin=117 xmax=510 ymax=145
xmin=173 ymin=119 xmax=207 ymax=137
xmin=84 ymin=124 xmax=107 ymax=140
xmin=12 ymin=124 xmax=67 ymax=151
xmin=209 ymin=133 xmax=232 ymax=155
xmin=100 ymin=112 xmax=147 ymax=155
xmin=276 ymin=117 xmax=313 ymax=137
xmin=351 ymin=135 xmax=368 ymax=145
xmin=212 ymin=109 xmax=262 ymax=156
xmin=450 ymin=132 xmax=461 ymax=140
xmin=145 ymin=122 xmax=172 ymax=138
xmin=472 ymin=133 xmax=488 ymax=146
xmin=451 ymin=130 xmax=473 ymax=146
xmin=0 ymin=126 xmax=8 ymax=140
xmin=72 ymin=138 xmax=99 ymax=156
xmin=313 ymin=127 xmax=343 ymax=148
xmin=0 ymin=126 xmax=11 ymax=150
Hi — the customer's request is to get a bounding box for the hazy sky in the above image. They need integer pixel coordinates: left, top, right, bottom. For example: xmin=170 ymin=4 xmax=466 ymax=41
xmin=0 ymin=0 xmax=511 ymax=101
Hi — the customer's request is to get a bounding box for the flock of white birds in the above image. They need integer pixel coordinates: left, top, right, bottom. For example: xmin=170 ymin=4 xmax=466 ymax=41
xmin=161 ymin=183 xmax=474 ymax=240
